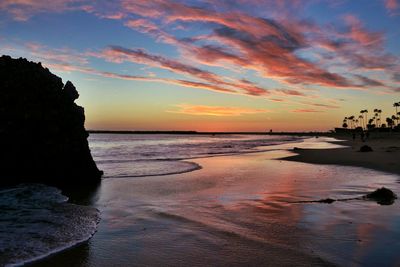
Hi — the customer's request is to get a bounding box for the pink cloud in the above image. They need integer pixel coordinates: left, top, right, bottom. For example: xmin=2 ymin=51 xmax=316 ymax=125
xmin=45 ymin=62 xmax=237 ymax=94
xmin=343 ymin=15 xmax=383 ymax=48
xmin=385 ymin=0 xmax=398 ymax=11
xmin=0 ymin=0 xmax=91 ymax=21
xmin=98 ymin=46 xmax=270 ymax=96
xmin=275 ymin=89 xmax=307 ymax=96
xmin=120 ymin=0 xmax=355 ymax=88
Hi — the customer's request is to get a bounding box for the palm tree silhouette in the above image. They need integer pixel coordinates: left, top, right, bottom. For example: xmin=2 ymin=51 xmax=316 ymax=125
xmin=342 ymin=117 xmax=348 ymax=128
xmin=392 ymin=115 xmax=399 ymax=126
xmin=373 ymin=109 xmax=379 ymax=125
xmin=359 ymin=110 xmax=365 ymax=129
xmin=358 ymin=115 xmax=364 ymax=129
xmin=348 ymin=115 xmax=355 ymax=129
xmin=394 ymin=102 xmax=400 ymax=115
xmin=363 ymin=109 xmax=368 ymax=128
xmin=378 ymin=109 xmax=382 ymax=127
xmin=360 ymin=110 xmax=368 ymax=129
xmin=387 ymin=117 xmax=394 ymax=128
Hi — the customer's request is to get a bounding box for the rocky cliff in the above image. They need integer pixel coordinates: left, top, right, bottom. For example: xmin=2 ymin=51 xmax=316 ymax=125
xmin=0 ymin=55 xmax=102 ymax=186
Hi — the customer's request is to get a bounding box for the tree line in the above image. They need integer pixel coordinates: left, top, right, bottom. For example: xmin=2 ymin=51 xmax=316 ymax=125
xmin=342 ymin=102 xmax=400 ymax=130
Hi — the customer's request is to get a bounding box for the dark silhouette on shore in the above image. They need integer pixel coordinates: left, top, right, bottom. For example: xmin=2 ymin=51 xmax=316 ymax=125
xmin=338 ymin=104 xmax=400 ymax=133
xmin=295 ymin=187 xmax=397 ymax=206
xmin=0 ymin=55 xmax=102 ymax=187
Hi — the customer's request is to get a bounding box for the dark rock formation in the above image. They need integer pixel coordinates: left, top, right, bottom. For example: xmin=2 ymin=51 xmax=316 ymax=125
xmin=364 ymin=187 xmax=397 ymax=205
xmin=0 ymin=55 xmax=102 ymax=187
xmin=359 ymin=145 xmax=373 ymax=152
xmin=317 ymin=198 xmax=336 ymax=204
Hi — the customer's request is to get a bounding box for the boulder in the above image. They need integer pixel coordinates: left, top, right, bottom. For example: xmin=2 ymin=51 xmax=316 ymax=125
xmin=0 ymin=55 xmax=102 ymax=187
xmin=364 ymin=187 xmax=397 ymax=205
xmin=359 ymin=145 xmax=373 ymax=152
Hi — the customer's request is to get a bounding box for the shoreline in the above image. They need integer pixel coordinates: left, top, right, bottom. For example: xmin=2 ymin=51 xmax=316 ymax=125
xmin=281 ymin=134 xmax=400 ymax=176
xmin=21 ymin=136 xmax=400 ymax=266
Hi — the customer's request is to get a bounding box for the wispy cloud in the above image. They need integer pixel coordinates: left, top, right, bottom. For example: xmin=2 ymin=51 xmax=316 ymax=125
xmin=2 ymin=0 xmax=399 ymax=107
xmin=169 ymin=104 xmax=271 ymax=116
xmin=98 ymin=45 xmax=271 ymax=96
xmin=292 ymin=109 xmax=324 ymax=113
xmin=0 ymin=0 xmax=92 ymax=21
xmin=119 ymin=0 xmax=400 ymax=89
xmin=355 ymin=74 xmax=385 ymax=87
xmin=119 ymin=0 xmax=359 ymax=88
xmin=385 ymin=0 xmax=398 ymax=13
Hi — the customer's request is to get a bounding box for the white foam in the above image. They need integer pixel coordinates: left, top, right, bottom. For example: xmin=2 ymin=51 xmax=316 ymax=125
xmin=0 ymin=184 xmax=100 ymax=267
xmin=90 ymin=134 xmax=304 ymax=177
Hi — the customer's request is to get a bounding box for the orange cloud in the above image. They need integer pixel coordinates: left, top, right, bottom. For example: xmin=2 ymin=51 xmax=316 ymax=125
xmin=169 ymin=104 xmax=271 ymax=116
xmin=299 ymin=101 xmax=340 ymax=109
xmin=291 ymin=109 xmax=323 ymax=113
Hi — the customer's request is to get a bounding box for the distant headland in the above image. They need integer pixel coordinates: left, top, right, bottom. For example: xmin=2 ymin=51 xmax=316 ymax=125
xmin=88 ymin=130 xmax=332 ymax=136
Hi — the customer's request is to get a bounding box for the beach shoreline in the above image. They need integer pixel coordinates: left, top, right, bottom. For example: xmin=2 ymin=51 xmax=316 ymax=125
xmin=11 ymin=135 xmax=400 ymax=266
xmin=281 ymin=133 xmax=400 ymax=176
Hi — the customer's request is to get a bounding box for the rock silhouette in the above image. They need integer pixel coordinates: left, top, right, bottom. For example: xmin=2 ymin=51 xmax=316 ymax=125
xmin=364 ymin=187 xmax=397 ymax=205
xmin=359 ymin=145 xmax=373 ymax=152
xmin=0 ymin=55 xmax=102 ymax=187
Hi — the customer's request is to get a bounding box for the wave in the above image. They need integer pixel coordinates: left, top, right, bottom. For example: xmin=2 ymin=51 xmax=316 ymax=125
xmin=90 ymin=134 xmax=305 ymax=178
xmin=0 ymin=184 xmax=100 ymax=267
xmin=101 ymin=160 xmax=202 ymax=178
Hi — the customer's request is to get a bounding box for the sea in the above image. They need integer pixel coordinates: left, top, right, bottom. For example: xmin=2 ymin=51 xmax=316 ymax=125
xmin=1 ymin=134 xmax=400 ymax=266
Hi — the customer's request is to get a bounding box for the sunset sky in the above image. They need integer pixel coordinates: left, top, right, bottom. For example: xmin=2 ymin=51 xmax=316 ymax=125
xmin=1 ymin=0 xmax=400 ymax=132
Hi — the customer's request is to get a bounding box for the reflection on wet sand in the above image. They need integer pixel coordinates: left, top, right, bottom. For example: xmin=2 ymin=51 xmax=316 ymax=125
xmin=33 ymin=139 xmax=400 ymax=267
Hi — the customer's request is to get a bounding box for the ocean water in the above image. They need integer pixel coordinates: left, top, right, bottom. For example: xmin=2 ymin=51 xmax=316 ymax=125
xmin=3 ymin=134 xmax=400 ymax=266
xmin=0 ymin=134 xmax=303 ymax=266
xmin=89 ymin=134 xmax=306 ymax=178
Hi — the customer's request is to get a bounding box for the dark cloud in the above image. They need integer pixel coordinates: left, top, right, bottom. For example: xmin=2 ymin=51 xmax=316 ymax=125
xmin=355 ymin=74 xmax=385 ymax=87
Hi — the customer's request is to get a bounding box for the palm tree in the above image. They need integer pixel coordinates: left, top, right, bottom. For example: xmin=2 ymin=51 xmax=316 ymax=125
xmin=358 ymin=115 xmax=364 ymax=129
xmin=392 ymin=115 xmax=399 ymax=126
xmin=368 ymin=118 xmax=374 ymax=129
xmin=394 ymin=102 xmax=400 ymax=115
xmin=374 ymin=109 xmax=379 ymax=125
xmin=378 ymin=109 xmax=382 ymax=127
xmin=359 ymin=110 xmax=365 ymax=129
xmin=360 ymin=109 xmax=368 ymax=129
xmin=348 ymin=115 xmax=355 ymax=129
xmin=387 ymin=117 xmax=394 ymax=128
xmin=363 ymin=109 xmax=368 ymax=128
xmin=342 ymin=117 xmax=348 ymax=128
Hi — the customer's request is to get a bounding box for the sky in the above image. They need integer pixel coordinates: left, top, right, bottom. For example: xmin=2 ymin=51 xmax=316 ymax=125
xmin=1 ymin=0 xmax=400 ymax=132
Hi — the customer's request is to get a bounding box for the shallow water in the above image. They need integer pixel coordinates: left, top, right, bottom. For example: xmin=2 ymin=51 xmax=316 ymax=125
xmin=0 ymin=184 xmax=99 ymax=267
xmin=89 ymin=134 xmax=304 ymax=178
xmin=29 ymin=135 xmax=400 ymax=267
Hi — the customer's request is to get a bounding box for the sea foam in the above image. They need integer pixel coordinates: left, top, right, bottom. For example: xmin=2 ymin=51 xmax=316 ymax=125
xmin=0 ymin=184 xmax=100 ymax=267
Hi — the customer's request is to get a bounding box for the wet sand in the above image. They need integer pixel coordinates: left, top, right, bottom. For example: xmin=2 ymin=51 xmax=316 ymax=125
xmin=31 ymin=138 xmax=400 ymax=267
xmin=283 ymin=134 xmax=400 ymax=175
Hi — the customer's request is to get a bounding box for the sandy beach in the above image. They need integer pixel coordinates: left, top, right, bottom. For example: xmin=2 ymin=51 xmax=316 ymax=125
xmin=28 ymin=136 xmax=400 ymax=267
xmin=283 ymin=133 xmax=400 ymax=176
